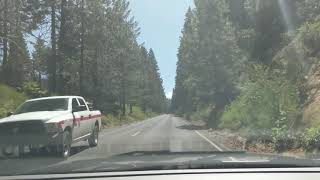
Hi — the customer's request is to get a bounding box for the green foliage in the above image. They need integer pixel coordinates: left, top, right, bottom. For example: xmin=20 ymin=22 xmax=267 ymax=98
xmin=220 ymin=66 xmax=300 ymax=130
xmin=271 ymin=111 xmax=290 ymax=151
xmin=302 ymin=128 xmax=320 ymax=151
xmin=252 ymin=0 xmax=288 ymax=65
xmin=272 ymin=21 xmax=320 ymax=128
xmin=5 ymin=31 xmax=30 ymax=87
xmin=79 ymin=0 xmax=166 ymax=114
xmin=0 ymin=0 xmax=167 ymax=116
xmin=172 ymin=0 xmax=245 ymax=119
xmin=31 ymin=37 xmax=51 ymax=83
xmin=296 ymin=0 xmax=320 ymax=23
xmin=101 ymin=114 xmax=121 ymax=127
xmin=218 ymin=100 xmax=243 ymax=130
xmin=189 ymin=107 xmax=211 ymax=122
xmin=0 ymin=84 xmax=27 ymax=118
xmin=299 ymin=22 xmax=320 ymax=56
xmin=101 ymin=106 xmax=157 ymax=128
xmin=22 ymin=82 xmax=48 ymax=98
xmin=129 ymin=106 xmax=149 ymax=120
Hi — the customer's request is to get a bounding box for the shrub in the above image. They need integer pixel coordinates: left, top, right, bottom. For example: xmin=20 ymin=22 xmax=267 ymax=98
xmin=270 ymin=112 xmax=304 ymax=151
xmin=190 ymin=107 xmax=211 ymax=122
xmin=101 ymin=114 xmax=122 ymax=127
xmin=101 ymin=105 xmax=157 ymax=128
xmin=271 ymin=111 xmax=290 ymax=152
xmin=299 ymin=22 xmax=320 ymax=54
xmin=302 ymin=128 xmax=320 ymax=152
xmin=220 ymin=66 xmax=300 ymax=130
xmin=0 ymin=84 xmax=28 ymax=118
xmin=219 ymin=99 xmax=244 ymax=130
xmin=22 ymin=81 xmax=48 ymax=98
xmin=130 ymin=106 xmax=149 ymax=120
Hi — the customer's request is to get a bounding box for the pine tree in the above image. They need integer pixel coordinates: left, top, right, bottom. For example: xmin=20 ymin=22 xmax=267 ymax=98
xmin=31 ymin=37 xmax=49 ymax=84
xmin=173 ymin=0 xmax=246 ymax=126
xmin=6 ymin=31 xmax=30 ymax=87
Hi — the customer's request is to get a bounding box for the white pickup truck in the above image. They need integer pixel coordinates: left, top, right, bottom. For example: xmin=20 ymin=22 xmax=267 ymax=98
xmin=0 ymin=96 xmax=102 ymax=158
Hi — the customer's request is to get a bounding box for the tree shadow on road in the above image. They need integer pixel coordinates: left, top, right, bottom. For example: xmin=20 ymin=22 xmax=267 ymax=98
xmin=0 ymin=145 xmax=91 ymax=175
xmin=71 ymin=145 xmax=90 ymax=156
xmin=176 ymin=124 xmax=207 ymax=130
xmin=0 ymin=145 xmax=90 ymax=159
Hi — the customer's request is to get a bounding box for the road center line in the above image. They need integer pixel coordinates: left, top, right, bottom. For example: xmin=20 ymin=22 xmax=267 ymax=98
xmin=131 ymin=131 xmax=140 ymax=137
xmin=194 ymin=130 xmax=223 ymax=151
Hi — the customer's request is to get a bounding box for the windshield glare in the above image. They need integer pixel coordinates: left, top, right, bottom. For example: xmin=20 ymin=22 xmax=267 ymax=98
xmin=15 ymin=99 xmax=69 ymax=114
xmin=1 ymin=0 xmax=320 ymax=176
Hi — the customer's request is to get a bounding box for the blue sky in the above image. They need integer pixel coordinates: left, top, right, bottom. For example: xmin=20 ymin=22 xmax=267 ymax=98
xmin=129 ymin=0 xmax=194 ymax=98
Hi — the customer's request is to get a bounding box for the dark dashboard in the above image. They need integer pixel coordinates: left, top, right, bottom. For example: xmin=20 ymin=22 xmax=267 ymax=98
xmin=2 ymin=168 xmax=320 ymax=180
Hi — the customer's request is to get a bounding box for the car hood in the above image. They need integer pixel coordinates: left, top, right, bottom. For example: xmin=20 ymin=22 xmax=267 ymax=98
xmin=26 ymin=151 xmax=320 ymax=175
xmin=0 ymin=111 xmax=70 ymax=123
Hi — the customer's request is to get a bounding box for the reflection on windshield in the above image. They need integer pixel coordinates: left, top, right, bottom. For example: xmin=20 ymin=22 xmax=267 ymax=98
xmin=15 ymin=99 xmax=68 ymax=114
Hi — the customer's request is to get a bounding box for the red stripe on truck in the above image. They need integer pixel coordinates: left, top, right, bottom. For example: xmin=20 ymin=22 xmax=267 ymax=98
xmin=58 ymin=114 xmax=101 ymax=124
xmin=78 ymin=114 xmax=101 ymax=121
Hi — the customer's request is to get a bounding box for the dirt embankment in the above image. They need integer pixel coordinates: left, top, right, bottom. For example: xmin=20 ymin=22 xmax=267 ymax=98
xmin=303 ymin=64 xmax=320 ymax=128
xmin=187 ymin=119 xmax=305 ymax=157
xmin=206 ymin=129 xmax=305 ymax=158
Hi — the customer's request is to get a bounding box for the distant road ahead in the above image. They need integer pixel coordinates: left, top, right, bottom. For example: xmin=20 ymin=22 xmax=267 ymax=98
xmin=0 ymin=114 xmax=225 ymax=175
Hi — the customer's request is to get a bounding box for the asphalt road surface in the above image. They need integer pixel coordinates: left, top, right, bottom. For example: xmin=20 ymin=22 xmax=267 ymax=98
xmin=0 ymin=114 xmax=226 ymax=175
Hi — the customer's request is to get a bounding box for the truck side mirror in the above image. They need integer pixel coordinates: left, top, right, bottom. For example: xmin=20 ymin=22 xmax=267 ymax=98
xmin=7 ymin=112 xmax=13 ymax=117
xmin=87 ymin=102 xmax=94 ymax=111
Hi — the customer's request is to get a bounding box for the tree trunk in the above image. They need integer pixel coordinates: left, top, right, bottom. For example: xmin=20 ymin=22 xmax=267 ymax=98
xmin=120 ymin=60 xmax=126 ymax=116
xmin=49 ymin=0 xmax=57 ymax=93
xmin=119 ymin=95 xmax=123 ymax=116
xmin=92 ymin=47 xmax=99 ymax=106
xmin=79 ymin=0 xmax=85 ymax=95
xmin=121 ymin=78 xmax=126 ymax=116
xmin=142 ymin=59 xmax=146 ymax=113
xmin=57 ymin=0 xmax=67 ymax=94
xmin=38 ymin=72 xmax=41 ymax=86
xmin=3 ymin=0 xmax=8 ymax=66
xmin=130 ymin=104 xmax=133 ymax=114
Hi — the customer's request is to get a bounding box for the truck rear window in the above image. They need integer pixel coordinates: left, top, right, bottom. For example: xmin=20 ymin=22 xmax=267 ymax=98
xmin=15 ymin=98 xmax=69 ymax=114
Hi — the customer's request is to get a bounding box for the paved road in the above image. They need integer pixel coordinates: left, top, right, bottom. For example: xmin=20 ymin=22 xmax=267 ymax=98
xmin=0 ymin=114 xmax=225 ymax=175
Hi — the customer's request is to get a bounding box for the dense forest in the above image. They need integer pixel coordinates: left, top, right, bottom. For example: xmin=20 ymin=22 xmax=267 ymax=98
xmin=171 ymin=0 xmax=320 ymax=139
xmin=0 ymin=0 xmax=167 ymax=116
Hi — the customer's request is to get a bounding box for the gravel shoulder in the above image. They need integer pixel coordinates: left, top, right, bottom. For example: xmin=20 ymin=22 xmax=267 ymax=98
xmin=185 ymin=119 xmax=306 ymax=158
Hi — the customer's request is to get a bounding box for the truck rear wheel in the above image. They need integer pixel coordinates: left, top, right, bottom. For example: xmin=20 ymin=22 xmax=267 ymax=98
xmin=88 ymin=125 xmax=99 ymax=147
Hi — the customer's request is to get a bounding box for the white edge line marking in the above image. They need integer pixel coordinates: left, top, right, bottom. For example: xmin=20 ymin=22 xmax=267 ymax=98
xmin=131 ymin=131 xmax=140 ymax=137
xmin=194 ymin=130 xmax=223 ymax=151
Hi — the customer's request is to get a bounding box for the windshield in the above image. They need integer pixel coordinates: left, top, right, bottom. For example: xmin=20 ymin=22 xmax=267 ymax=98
xmin=15 ymin=99 xmax=69 ymax=114
xmin=1 ymin=0 xmax=320 ymax=176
